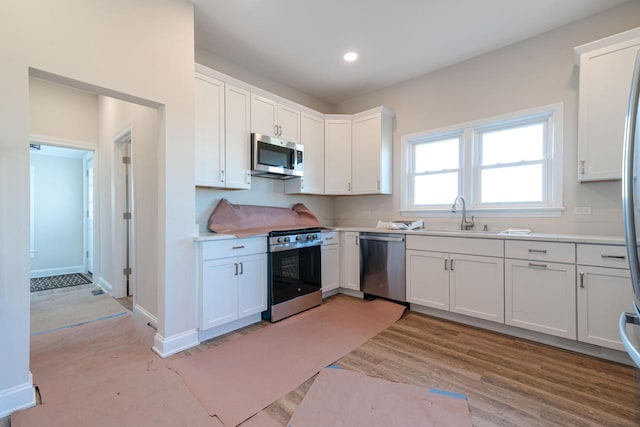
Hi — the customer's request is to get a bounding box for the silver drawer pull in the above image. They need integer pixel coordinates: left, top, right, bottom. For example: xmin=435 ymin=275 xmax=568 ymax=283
xmin=579 ymin=271 xmax=585 ymax=288
xmin=528 ymin=262 xmax=547 ymax=269
xmin=601 ymin=254 xmax=626 ymax=260
xmin=234 ymin=262 xmax=238 ymax=276
xmin=232 ymin=245 xmax=245 ymax=250
xmin=325 ymin=236 xmax=334 ymax=240
xmin=528 ymin=249 xmax=547 ymax=254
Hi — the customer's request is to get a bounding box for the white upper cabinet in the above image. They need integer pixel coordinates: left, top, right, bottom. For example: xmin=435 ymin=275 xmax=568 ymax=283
xmin=194 ymin=72 xmax=251 ymax=189
xmin=224 ymin=84 xmax=252 ymax=189
xmin=324 ymin=119 xmax=353 ymax=194
xmin=195 ymin=73 xmax=225 ymax=187
xmin=575 ymin=28 xmax=640 ymax=182
xmin=352 ymin=108 xmax=393 ymax=194
xmin=251 ymin=94 xmax=300 ymax=143
xmin=285 ymin=112 xmax=325 ymax=194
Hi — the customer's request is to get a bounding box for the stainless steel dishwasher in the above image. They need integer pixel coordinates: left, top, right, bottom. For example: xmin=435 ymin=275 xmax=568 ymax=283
xmin=359 ymin=233 xmax=406 ymax=302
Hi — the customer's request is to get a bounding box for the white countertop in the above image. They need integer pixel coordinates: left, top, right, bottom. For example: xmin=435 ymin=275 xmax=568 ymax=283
xmin=195 ymin=227 xmax=625 ymax=245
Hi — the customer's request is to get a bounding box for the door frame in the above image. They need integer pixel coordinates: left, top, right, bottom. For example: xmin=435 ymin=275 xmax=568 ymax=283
xmin=83 ymin=152 xmax=94 ymax=275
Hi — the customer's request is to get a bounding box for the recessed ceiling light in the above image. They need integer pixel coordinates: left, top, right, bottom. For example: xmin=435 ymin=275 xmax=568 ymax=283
xmin=344 ymin=52 xmax=358 ymax=62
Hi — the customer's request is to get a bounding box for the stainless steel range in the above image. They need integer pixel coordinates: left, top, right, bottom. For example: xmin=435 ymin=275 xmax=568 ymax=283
xmin=265 ymin=227 xmax=323 ymax=322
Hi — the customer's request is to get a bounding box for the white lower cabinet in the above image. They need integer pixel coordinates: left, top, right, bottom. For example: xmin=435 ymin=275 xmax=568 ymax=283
xmin=321 ymin=234 xmax=340 ymax=292
xmin=505 ymin=259 xmax=576 ymax=339
xmin=406 ymin=250 xmax=449 ymax=310
xmin=340 ymin=232 xmax=360 ymax=291
xmin=450 ymin=254 xmax=504 ymax=323
xmin=198 ymin=238 xmax=267 ymax=330
xmin=406 ymin=235 xmax=504 ymax=323
xmin=576 ymin=243 xmax=634 ymax=351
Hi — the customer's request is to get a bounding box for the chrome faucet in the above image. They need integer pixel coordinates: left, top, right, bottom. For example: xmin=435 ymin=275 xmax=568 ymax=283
xmin=451 ymin=196 xmax=475 ymax=230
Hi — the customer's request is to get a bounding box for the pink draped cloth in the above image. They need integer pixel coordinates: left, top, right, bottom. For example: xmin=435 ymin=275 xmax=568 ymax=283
xmin=207 ymin=198 xmax=322 ymax=237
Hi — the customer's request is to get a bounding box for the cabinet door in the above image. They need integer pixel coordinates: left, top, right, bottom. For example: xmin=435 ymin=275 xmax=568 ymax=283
xmin=201 ymin=258 xmax=238 ymax=329
xmin=578 ymin=40 xmax=640 ymax=181
xmin=194 ymin=74 xmax=225 ymax=187
xmin=251 ymin=94 xmax=277 ymax=137
xmin=321 ymin=244 xmax=340 ymax=292
xmin=406 ymin=250 xmax=449 ymax=310
xmin=225 ymin=84 xmax=252 ymax=189
xmin=277 ymin=104 xmax=300 ymax=143
xmin=237 ymin=254 xmax=268 ymax=318
xmin=286 ymin=112 xmax=324 ymax=195
xmin=505 ymin=260 xmax=576 ymax=338
xmin=577 ymin=266 xmax=634 ymax=350
xmin=352 ymin=113 xmax=382 ymax=194
xmin=325 ymin=119 xmax=352 ymax=194
xmin=340 ymin=232 xmax=360 ymax=290
xmin=450 ymin=254 xmax=504 ymax=323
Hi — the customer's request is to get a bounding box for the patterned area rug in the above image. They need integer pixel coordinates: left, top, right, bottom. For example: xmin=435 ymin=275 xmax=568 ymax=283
xmin=30 ymin=273 xmax=93 ymax=292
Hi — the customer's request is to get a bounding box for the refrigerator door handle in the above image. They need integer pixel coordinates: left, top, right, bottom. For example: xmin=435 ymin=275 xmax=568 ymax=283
xmin=619 ymin=311 xmax=640 ymax=367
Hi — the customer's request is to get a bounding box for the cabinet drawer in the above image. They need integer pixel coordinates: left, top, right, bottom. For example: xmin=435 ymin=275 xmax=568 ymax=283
xmin=321 ymin=231 xmax=338 ymax=245
xmin=505 ymin=240 xmax=574 ymax=263
xmin=406 ymin=235 xmax=503 ymax=257
xmin=577 ymin=244 xmax=628 ymax=269
xmin=201 ymin=237 xmax=267 ymax=260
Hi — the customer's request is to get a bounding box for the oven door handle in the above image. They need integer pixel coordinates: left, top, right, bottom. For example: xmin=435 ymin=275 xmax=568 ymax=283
xmin=270 ymin=242 xmax=322 ymax=252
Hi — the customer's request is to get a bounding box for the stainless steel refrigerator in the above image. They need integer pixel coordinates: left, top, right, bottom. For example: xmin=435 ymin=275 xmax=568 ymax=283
xmin=620 ymin=50 xmax=640 ymax=367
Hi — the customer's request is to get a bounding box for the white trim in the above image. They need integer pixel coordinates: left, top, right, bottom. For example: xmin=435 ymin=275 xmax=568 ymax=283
xmin=197 ymin=314 xmax=262 ymax=343
xmin=401 ymin=103 xmax=563 ymax=216
xmin=30 ymin=134 xmax=97 ymax=152
xmin=98 ymin=276 xmax=113 ymax=294
xmin=338 ymin=288 xmax=364 ymax=299
xmin=400 ymin=206 xmax=565 ymax=218
xmin=133 ymin=304 xmax=157 ymax=327
xmin=29 ymin=166 xmax=35 ymax=259
xmin=152 ymin=329 xmax=200 ymax=359
xmin=30 ymin=265 xmax=85 ymax=278
xmin=0 ymin=373 xmax=35 ymax=418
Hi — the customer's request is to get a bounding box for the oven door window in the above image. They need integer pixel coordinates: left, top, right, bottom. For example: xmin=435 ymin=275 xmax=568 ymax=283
xmin=271 ymin=246 xmax=321 ymax=305
xmin=258 ymin=142 xmax=294 ymax=169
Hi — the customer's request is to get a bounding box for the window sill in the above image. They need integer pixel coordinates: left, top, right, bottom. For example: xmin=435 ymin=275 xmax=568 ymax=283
xmin=400 ymin=206 xmax=565 ymax=218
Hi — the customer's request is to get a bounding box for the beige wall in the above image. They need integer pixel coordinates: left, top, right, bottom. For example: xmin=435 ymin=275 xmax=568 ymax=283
xmin=196 ymin=47 xmax=334 ymax=113
xmin=0 ymin=0 xmax=194 ymax=415
xmin=333 ymin=2 xmax=640 ymax=235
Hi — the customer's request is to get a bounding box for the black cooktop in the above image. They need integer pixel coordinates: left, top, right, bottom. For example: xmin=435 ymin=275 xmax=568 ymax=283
xmin=268 ymin=227 xmax=323 ymax=237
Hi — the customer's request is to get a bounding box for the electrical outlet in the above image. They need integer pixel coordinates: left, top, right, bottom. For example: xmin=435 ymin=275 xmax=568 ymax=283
xmin=574 ymin=206 xmax=592 ymax=215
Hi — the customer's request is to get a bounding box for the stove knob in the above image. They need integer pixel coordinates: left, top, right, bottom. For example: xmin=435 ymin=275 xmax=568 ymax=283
xmin=284 ymin=236 xmax=291 ymax=243
xmin=313 ymin=233 xmax=318 ymax=240
xmin=306 ymin=234 xmax=313 ymax=240
xmin=277 ymin=237 xmax=284 ymax=243
xmin=296 ymin=235 xmax=303 ymax=241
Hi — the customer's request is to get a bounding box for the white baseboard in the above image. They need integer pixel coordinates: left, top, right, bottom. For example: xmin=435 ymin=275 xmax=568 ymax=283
xmin=97 ymin=277 xmax=113 ymax=294
xmin=152 ymin=328 xmax=199 ymax=359
xmin=30 ymin=265 xmax=84 ymax=278
xmin=197 ymin=314 xmax=262 ymax=343
xmin=322 ymin=288 xmax=340 ymax=298
xmin=133 ymin=304 xmax=157 ymax=329
xmin=338 ymin=288 xmax=364 ymax=298
xmin=0 ymin=373 xmax=35 ymax=418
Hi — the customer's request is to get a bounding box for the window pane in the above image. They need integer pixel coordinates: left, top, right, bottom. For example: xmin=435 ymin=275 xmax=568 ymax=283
xmin=414 ymin=172 xmax=458 ymax=205
xmin=481 ymin=123 xmax=544 ymax=166
xmin=481 ymin=164 xmax=542 ymax=203
xmin=414 ymin=138 xmax=459 ymax=172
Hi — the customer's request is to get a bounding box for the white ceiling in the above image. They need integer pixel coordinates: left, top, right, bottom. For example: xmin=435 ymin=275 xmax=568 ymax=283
xmin=193 ymin=0 xmax=629 ymax=105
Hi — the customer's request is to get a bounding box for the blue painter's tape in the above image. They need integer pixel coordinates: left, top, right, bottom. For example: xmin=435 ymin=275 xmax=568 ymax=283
xmin=31 ymin=311 xmax=128 ymax=336
xmin=326 ymin=364 xmax=341 ymax=369
xmin=429 ymin=388 xmax=467 ymax=400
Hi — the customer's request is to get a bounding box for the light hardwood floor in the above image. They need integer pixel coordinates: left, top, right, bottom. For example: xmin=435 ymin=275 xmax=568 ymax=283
xmin=194 ymin=294 xmax=640 ymax=426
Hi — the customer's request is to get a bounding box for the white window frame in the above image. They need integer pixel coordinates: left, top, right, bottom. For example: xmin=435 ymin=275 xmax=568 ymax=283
xmin=401 ymin=103 xmax=564 ymax=217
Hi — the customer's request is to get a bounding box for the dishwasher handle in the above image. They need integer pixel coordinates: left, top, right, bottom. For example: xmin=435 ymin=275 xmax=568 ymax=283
xmin=359 ymin=234 xmax=405 ymax=243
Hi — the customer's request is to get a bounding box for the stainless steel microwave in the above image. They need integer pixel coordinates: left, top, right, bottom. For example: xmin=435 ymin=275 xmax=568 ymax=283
xmin=251 ymin=133 xmax=303 ymax=179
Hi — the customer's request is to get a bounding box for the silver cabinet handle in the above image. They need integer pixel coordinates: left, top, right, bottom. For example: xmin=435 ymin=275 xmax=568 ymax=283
xmin=444 ymin=259 xmax=448 ymax=271
xmin=325 ymin=236 xmax=333 ymax=240
xmin=279 ymin=125 xmax=283 ymax=135
xmin=301 ymin=178 xmax=304 ymax=190
xmin=234 ymin=262 xmax=238 ymax=276
xmin=580 ymin=160 xmax=586 ymax=175
xmin=528 ymin=262 xmax=547 ymax=269
xmin=232 ymin=245 xmax=245 ymax=249
xmin=220 ymin=170 xmax=225 ymax=182
xmin=355 ymin=236 xmax=359 ymax=246
xmin=239 ymin=262 xmax=244 ymax=275
xmin=274 ymin=124 xmax=278 ymax=136
xmin=528 ymin=249 xmax=547 ymax=254
xmin=450 ymin=259 xmax=454 ymax=271
xmin=601 ymin=254 xmax=626 ymax=260
xmin=348 ymin=182 xmax=351 ymax=192
xmin=377 ymin=179 xmax=380 ymax=190
xmin=579 ymin=271 xmax=585 ymax=288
